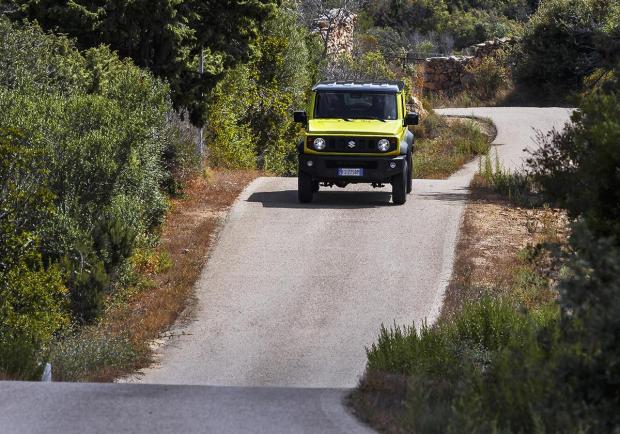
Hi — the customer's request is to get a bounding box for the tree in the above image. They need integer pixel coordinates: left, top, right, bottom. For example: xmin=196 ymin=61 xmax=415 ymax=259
xmin=299 ymin=0 xmax=360 ymax=56
xmin=515 ymin=0 xmax=619 ymax=94
xmin=4 ymin=0 xmax=277 ymax=125
xmin=0 ymin=129 xmax=70 ymax=379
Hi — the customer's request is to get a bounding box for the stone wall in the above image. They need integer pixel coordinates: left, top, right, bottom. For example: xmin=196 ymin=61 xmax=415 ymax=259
xmin=422 ymin=37 xmax=516 ymax=92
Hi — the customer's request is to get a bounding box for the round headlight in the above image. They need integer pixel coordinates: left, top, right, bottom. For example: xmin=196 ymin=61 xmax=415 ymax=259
xmin=377 ymin=138 xmax=391 ymax=152
xmin=314 ymin=137 xmax=326 ymax=151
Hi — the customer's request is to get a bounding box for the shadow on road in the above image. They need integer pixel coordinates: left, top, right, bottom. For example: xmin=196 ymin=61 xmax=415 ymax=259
xmin=247 ymin=189 xmax=394 ymax=209
xmin=416 ymin=190 xmax=470 ymax=203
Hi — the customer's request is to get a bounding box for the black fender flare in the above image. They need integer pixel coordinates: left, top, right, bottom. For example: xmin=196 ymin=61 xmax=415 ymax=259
xmin=400 ymin=129 xmax=414 ymax=155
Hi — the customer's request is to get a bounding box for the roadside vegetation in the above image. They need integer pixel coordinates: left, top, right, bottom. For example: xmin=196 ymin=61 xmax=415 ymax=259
xmin=352 ymin=6 xmax=620 ymax=428
xmin=412 ymin=113 xmax=494 ymax=178
xmin=1 ymin=1 xmax=618 ymax=408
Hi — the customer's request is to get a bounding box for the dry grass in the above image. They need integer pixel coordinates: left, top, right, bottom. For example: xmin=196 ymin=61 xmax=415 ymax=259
xmin=55 ymin=169 xmax=260 ymax=382
xmin=108 ymin=170 xmax=260 ymax=337
xmin=440 ymin=178 xmax=569 ymax=321
xmin=413 ymin=115 xmax=496 ymax=179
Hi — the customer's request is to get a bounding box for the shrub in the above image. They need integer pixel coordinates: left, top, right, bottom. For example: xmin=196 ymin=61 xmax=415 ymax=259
xmin=557 ymin=226 xmax=620 ymax=430
xmin=464 ymin=54 xmax=510 ymax=101
xmin=476 ymin=152 xmax=541 ymax=207
xmin=0 ymin=19 xmax=179 ymax=325
xmin=0 ymin=130 xmax=70 ymax=379
xmin=528 ymin=90 xmax=620 ymax=240
xmin=205 ymin=3 xmax=310 ymax=175
xmin=363 ymin=297 xmax=561 ymax=433
xmin=515 ymin=0 xmax=619 ymax=94
xmin=50 ymin=329 xmax=139 ymax=382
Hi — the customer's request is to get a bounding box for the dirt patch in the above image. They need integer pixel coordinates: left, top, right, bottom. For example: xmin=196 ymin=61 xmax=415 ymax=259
xmin=440 ymin=181 xmax=569 ymax=320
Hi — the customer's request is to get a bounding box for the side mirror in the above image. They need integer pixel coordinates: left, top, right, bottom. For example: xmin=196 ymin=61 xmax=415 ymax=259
xmin=293 ymin=110 xmax=308 ymax=125
xmin=404 ymin=112 xmax=419 ymax=126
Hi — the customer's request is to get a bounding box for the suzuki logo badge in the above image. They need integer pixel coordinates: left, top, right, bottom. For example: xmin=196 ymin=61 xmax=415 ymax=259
xmin=347 ymin=141 xmax=356 ymax=148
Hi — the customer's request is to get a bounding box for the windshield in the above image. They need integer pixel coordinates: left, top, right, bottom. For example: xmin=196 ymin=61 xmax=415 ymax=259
xmin=314 ymin=92 xmax=398 ymax=120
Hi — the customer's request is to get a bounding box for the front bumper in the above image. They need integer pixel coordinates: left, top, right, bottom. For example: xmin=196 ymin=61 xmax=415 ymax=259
xmin=299 ymin=153 xmax=406 ymax=183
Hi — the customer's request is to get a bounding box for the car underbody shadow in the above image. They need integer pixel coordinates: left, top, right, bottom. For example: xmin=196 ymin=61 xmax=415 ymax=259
xmin=246 ymin=189 xmax=394 ymax=209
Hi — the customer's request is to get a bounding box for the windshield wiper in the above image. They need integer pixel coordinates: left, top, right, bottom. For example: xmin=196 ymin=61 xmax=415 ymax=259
xmin=341 ymin=118 xmax=353 ymax=122
xmin=357 ymin=116 xmax=387 ymax=122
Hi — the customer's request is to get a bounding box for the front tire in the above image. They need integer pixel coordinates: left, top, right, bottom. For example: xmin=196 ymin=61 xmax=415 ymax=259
xmin=392 ymin=161 xmax=408 ymax=205
xmin=298 ymin=171 xmax=314 ymax=203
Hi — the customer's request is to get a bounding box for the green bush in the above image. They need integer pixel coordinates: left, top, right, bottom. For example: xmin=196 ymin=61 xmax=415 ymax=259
xmin=464 ymin=54 xmax=510 ymax=101
xmin=515 ymin=0 xmax=619 ymax=94
xmin=364 ymin=297 xmax=561 ymax=433
xmin=557 ymin=226 xmax=620 ymax=431
xmin=447 ymin=9 xmax=522 ymax=48
xmin=8 ymin=0 xmax=277 ymax=125
xmin=528 ymin=90 xmax=620 ymax=240
xmin=0 ymin=18 xmax=179 ymax=325
xmin=0 ymin=130 xmax=70 ymax=379
xmin=205 ymin=3 xmax=311 ymax=175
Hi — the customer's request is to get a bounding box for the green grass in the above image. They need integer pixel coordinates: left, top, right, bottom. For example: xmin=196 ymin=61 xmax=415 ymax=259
xmin=352 ymin=296 xmax=561 ymax=434
xmin=475 ymin=151 xmax=543 ymax=207
xmin=413 ymin=113 xmax=491 ymax=179
xmin=49 ymin=328 xmax=141 ymax=382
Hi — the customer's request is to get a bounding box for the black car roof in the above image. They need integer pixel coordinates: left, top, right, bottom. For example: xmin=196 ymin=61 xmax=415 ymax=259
xmin=312 ymin=81 xmax=405 ymax=93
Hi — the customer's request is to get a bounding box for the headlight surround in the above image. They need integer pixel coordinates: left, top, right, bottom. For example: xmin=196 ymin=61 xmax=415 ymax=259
xmin=377 ymin=138 xmax=391 ymax=152
xmin=313 ymin=137 xmax=326 ymax=151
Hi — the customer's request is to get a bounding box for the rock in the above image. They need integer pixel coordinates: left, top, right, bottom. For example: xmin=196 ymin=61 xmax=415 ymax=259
xmin=409 ymin=95 xmax=428 ymax=119
xmin=313 ymin=9 xmax=357 ymax=56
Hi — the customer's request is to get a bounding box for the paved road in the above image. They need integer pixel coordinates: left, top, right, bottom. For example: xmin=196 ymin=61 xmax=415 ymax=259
xmin=0 ymin=108 xmax=572 ymax=434
xmin=438 ymin=107 xmax=572 ymax=171
xmin=138 ymin=107 xmax=572 ymax=388
xmin=0 ymin=382 xmax=373 ymax=434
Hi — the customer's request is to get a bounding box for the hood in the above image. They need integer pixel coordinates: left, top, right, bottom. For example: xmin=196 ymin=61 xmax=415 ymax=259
xmin=308 ymin=119 xmax=402 ymax=136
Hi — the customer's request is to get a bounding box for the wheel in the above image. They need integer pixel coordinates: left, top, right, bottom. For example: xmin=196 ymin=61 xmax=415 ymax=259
xmin=406 ymin=153 xmax=413 ymax=194
xmin=312 ymin=180 xmax=320 ymax=193
xmin=392 ymin=160 xmax=407 ymax=205
xmin=298 ymin=170 xmax=314 ymax=203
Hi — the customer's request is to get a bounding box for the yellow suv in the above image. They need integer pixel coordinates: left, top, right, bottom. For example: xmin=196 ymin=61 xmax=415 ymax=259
xmin=294 ymin=81 xmax=418 ymax=205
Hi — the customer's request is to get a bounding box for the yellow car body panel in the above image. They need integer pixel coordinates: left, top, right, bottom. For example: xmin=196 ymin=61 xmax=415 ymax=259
xmin=303 ymin=87 xmax=408 ymax=157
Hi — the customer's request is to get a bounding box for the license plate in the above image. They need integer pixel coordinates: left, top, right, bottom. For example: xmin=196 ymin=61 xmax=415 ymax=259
xmin=337 ymin=168 xmax=364 ymax=177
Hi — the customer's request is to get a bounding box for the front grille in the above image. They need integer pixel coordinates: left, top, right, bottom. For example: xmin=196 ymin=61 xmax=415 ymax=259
xmin=308 ymin=136 xmax=396 ymax=153
xmin=325 ymin=160 xmax=379 ymax=169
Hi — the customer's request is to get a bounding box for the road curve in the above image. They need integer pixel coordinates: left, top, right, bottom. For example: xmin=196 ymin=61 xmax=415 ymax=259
xmin=138 ymin=107 xmax=572 ymax=389
xmin=0 ymin=108 xmax=572 ymax=434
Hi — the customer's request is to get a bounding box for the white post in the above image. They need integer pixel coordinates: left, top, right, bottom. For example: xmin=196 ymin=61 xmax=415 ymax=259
xmin=41 ymin=363 xmax=52 ymax=382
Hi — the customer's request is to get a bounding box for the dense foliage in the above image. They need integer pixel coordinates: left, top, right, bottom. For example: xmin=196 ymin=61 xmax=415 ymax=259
xmin=356 ymin=0 xmax=534 ymax=57
xmin=516 ymin=0 xmax=620 ymax=94
xmin=357 ymin=85 xmax=620 ymax=432
xmin=205 ymin=3 xmax=314 ymax=175
xmin=4 ymin=0 xmax=277 ymax=125
xmin=0 ymin=130 xmax=70 ymax=379
xmin=529 ymin=90 xmax=620 ymax=240
xmin=0 ymin=18 xmax=190 ymax=377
